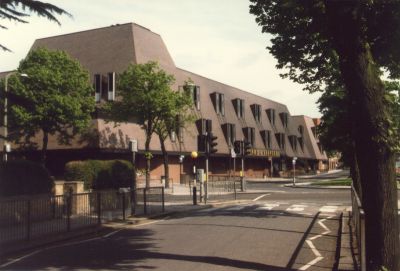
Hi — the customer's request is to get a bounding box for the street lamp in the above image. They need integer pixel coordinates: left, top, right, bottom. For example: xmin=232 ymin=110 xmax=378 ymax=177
xmin=191 ymin=151 xmax=198 ymax=205
xmin=3 ymin=72 xmax=28 ymax=162
xmin=292 ymin=157 xmax=297 ymax=187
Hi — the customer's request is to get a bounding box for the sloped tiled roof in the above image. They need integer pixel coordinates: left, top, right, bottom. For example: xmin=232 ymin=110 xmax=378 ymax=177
xmin=7 ymin=23 xmax=326 ymax=160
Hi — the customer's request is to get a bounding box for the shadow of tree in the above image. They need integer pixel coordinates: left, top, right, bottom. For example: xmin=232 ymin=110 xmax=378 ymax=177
xmin=2 ymin=226 xmax=296 ymax=271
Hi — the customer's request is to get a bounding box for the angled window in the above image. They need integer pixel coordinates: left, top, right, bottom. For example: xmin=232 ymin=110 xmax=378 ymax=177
xmin=107 ymin=72 xmax=116 ymax=101
xmin=243 ymin=127 xmax=255 ymax=146
xmin=260 ymin=130 xmax=272 ymax=149
xmin=298 ymin=125 xmax=304 ymax=135
xmin=196 ymin=118 xmax=212 ymax=136
xmin=275 ymin=133 xmax=285 ymax=150
xmin=251 ymin=104 xmax=262 ymax=123
xmin=298 ymin=137 xmax=304 ymax=151
xmin=279 ymin=112 xmax=289 ymax=128
xmin=311 ymin=127 xmax=318 ymax=138
xmin=289 ymin=135 xmax=297 ymax=151
xmin=176 ymin=115 xmax=184 ymax=143
xmin=94 ymin=74 xmax=101 ymax=102
xmin=232 ymin=98 xmax=245 ymax=119
xmin=211 ymin=92 xmax=225 ymax=116
xmin=183 ymin=84 xmax=200 ymax=110
xmin=317 ymin=142 xmax=324 ymax=153
xmin=266 ymin=109 xmax=276 ymax=126
xmin=222 ymin=123 xmax=236 ymax=147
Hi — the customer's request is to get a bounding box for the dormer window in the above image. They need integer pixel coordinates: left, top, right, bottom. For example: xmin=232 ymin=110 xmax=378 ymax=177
xmin=298 ymin=137 xmax=304 ymax=151
xmin=107 ymin=72 xmax=115 ymax=101
xmin=243 ymin=127 xmax=255 ymax=146
xmin=183 ymin=84 xmax=200 ymax=110
xmin=222 ymin=123 xmax=236 ymax=147
xmin=266 ymin=109 xmax=276 ymax=126
xmin=311 ymin=127 xmax=317 ymax=138
xmin=94 ymin=74 xmax=101 ymax=102
xmin=289 ymin=135 xmax=297 ymax=151
xmin=275 ymin=133 xmax=285 ymax=150
xmin=196 ymin=118 xmax=212 ymax=136
xmin=298 ymin=125 xmax=304 ymax=135
xmin=260 ymin=130 xmax=271 ymax=148
xmin=251 ymin=104 xmax=262 ymax=123
xmin=211 ymin=92 xmax=225 ymax=116
xmin=279 ymin=112 xmax=289 ymax=128
xmin=233 ymin=98 xmax=245 ymax=119
xmin=318 ymin=142 xmax=323 ymax=153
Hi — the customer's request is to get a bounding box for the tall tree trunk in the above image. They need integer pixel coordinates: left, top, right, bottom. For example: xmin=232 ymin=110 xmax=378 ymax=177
xmin=41 ymin=131 xmax=48 ymax=165
xmin=159 ymin=135 xmax=169 ymax=188
xmin=327 ymin=3 xmax=399 ymax=270
xmin=145 ymin=136 xmax=151 ymax=188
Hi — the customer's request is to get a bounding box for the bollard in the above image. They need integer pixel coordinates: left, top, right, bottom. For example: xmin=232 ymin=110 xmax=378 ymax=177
xmin=193 ymin=186 xmax=197 ymax=205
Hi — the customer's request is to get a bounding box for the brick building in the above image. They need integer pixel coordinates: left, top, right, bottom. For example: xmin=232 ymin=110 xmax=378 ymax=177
xmin=1 ymin=23 xmax=328 ymax=182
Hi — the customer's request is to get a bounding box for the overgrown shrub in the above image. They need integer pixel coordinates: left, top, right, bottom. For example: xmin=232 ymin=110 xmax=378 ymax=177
xmin=64 ymin=160 xmax=133 ymax=190
xmin=0 ymin=160 xmax=54 ymax=197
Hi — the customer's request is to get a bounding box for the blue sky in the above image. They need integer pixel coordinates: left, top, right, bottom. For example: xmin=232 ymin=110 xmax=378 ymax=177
xmin=1 ymin=0 xmax=322 ymax=117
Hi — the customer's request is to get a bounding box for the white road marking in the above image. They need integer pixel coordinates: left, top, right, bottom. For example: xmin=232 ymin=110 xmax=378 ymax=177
xmin=255 ymin=203 xmax=280 ymax=210
xmin=319 ymin=205 xmax=338 ymax=213
xmin=298 ymin=215 xmax=334 ymax=270
xmin=252 ymin=194 xmax=270 ymax=201
xmin=286 ymin=204 xmax=307 ymax=212
xmin=0 ymin=218 xmax=166 ymax=268
xmin=225 ymin=205 xmax=246 ymax=211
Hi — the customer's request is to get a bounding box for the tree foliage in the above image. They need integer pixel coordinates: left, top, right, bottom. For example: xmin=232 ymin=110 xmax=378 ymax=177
xmin=4 ymin=47 xmax=95 ymax=163
xmin=0 ymin=0 xmax=70 ymax=51
xmin=155 ymin=79 xmax=194 ymax=187
xmin=105 ymin=61 xmax=178 ymax=188
xmin=250 ymin=1 xmax=400 ymax=269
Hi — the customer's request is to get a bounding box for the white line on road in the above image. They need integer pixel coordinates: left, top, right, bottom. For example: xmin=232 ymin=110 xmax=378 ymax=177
xmin=286 ymin=205 xmax=307 ymax=212
xmin=255 ymin=203 xmax=280 ymax=210
xmin=0 ymin=218 xmax=166 ymax=268
xmin=319 ymin=205 xmax=338 ymax=213
xmin=225 ymin=205 xmax=247 ymax=211
xmin=297 ymin=215 xmax=334 ymax=270
xmin=252 ymin=194 xmax=270 ymax=201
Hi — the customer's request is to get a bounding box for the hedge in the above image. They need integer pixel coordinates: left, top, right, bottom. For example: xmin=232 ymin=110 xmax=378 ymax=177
xmin=0 ymin=160 xmax=54 ymax=197
xmin=64 ymin=160 xmax=134 ymax=190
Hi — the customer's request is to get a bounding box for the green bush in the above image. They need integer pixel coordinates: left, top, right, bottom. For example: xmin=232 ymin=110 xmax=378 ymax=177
xmin=0 ymin=160 xmax=54 ymax=197
xmin=64 ymin=160 xmax=133 ymax=190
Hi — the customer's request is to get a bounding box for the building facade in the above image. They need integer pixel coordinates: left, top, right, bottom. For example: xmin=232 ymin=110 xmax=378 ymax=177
xmin=1 ymin=23 xmax=329 ymax=182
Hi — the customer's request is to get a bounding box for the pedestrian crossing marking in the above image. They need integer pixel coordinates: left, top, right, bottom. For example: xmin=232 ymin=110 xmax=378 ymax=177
xmin=255 ymin=203 xmax=280 ymax=211
xmin=225 ymin=205 xmax=246 ymax=211
xmin=319 ymin=206 xmax=338 ymax=213
xmin=286 ymin=204 xmax=307 ymax=212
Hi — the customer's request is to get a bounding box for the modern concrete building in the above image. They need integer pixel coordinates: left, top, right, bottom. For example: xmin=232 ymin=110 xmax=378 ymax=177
xmin=1 ymin=23 xmax=328 ymax=182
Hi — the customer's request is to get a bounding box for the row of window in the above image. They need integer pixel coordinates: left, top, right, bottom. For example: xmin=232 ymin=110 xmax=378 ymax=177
xmin=195 ymin=118 xmax=305 ymax=153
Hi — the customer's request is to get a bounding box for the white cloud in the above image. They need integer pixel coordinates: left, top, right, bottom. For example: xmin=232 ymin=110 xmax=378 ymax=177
xmin=0 ymin=0 xmax=321 ymax=117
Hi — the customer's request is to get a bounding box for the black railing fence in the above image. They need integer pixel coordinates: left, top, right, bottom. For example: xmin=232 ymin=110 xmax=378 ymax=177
xmin=0 ymin=187 xmax=165 ymax=246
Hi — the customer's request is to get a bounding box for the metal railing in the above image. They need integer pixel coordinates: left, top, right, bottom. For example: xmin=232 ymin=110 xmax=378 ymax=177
xmin=351 ymin=185 xmax=366 ymax=271
xmin=0 ymin=187 xmax=165 ymax=246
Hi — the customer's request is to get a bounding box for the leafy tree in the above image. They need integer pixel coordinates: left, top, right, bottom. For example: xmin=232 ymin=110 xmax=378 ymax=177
xmin=250 ymin=1 xmax=400 ymax=269
xmin=105 ymin=61 xmax=176 ymax=188
xmin=3 ymin=47 xmax=95 ymax=164
xmin=0 ymin=0 xmax=70 ymax=51
xmin=154 ymin=80 xmax=194 ymax=188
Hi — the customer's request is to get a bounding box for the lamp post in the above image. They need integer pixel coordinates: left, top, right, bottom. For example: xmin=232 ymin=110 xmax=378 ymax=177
xmin=178 ymin=154 xmax=184 ymax=184
xmin=191 ymin=151 xmax=198 ymax=205
xmin=3 ymin=72 xmax=28 ymax=162
xmin=129 ymin=139 xmax=138 ymax=215
xmin=292 ymin=157 xmax=297 ymax=187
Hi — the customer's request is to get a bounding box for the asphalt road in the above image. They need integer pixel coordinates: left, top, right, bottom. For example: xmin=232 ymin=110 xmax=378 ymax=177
xmin=1 ymin=200 xmax=346 ymax=271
